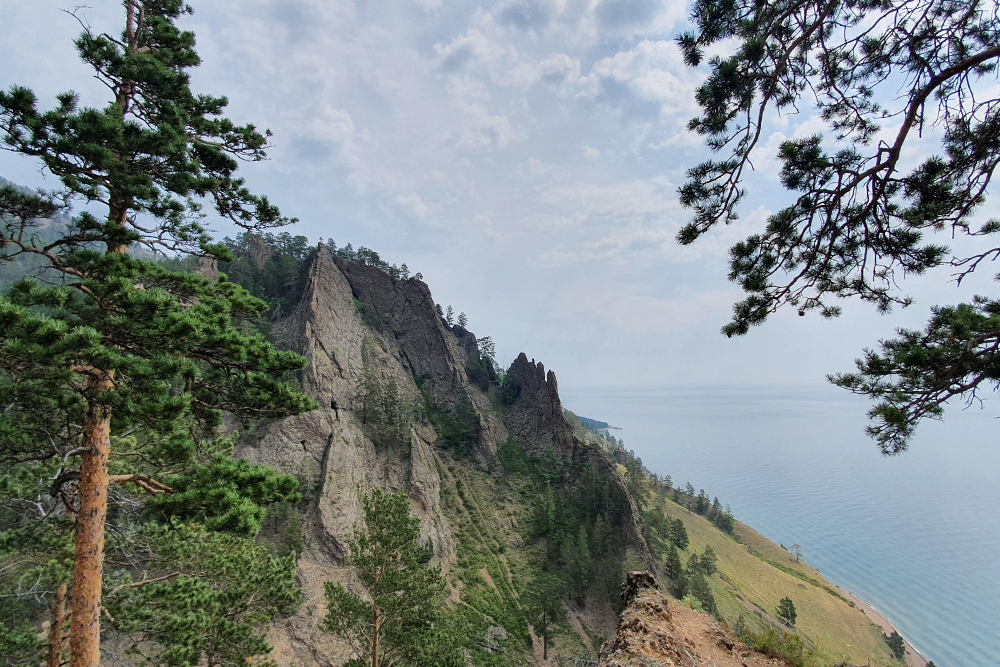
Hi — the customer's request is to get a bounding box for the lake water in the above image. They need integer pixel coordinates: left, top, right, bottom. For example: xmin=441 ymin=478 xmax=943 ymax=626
xmin=559 ymin=384 xmax=1000 ymax=667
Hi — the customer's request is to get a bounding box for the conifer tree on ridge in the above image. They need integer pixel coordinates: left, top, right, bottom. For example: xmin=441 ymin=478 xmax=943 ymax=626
xmin=0 ymin=2 xmax=316 ymax=664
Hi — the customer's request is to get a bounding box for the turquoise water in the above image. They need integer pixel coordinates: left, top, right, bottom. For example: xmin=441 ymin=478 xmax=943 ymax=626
xmin=560 ymin=384 xmax=1000 ymax=667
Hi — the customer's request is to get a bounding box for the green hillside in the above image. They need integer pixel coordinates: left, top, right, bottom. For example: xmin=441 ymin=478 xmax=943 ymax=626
xmin=649 ymin=484 xmax=898 ymax=666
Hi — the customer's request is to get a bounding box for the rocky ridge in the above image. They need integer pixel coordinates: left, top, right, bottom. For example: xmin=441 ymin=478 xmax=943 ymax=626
xmin=599 ymin=572 xmax=786 ymax=667
xmin=228 ymin=245 xmax=651 ymax=665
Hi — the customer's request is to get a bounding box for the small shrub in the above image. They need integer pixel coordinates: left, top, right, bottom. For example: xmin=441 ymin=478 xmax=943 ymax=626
xmin=682 ymin=595 xmax=704 ymax=612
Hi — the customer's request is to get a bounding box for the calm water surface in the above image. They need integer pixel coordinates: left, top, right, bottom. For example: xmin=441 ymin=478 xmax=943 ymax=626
xmin=560 ymin=384 xmax=1000 ymax=667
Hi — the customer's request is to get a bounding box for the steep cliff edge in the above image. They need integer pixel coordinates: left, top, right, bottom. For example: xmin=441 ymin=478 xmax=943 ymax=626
xmin=230 ymin=244 xmax=649 ymax=665
xmin=599 ymin=572 xmax=786 ymax=667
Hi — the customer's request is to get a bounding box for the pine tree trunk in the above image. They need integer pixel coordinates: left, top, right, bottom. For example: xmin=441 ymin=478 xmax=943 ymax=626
xmin=69 ymin=390 xmax=113 ymax=667
xmin=542 ymin=611 xmax=548 ymax=661
xmin=106 ymin=201 xmax=129 ymax=255
xmin=47 ymin=582 xmax=67 ymax=667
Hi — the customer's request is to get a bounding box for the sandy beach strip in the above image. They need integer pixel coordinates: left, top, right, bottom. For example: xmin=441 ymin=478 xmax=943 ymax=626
xmin=834 ymin=586 xmax=928 ymax=667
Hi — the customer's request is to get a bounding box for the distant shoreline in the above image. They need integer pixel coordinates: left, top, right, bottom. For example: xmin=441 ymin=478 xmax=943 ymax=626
xmin=834 ymin=586 xmax=928 ymax=667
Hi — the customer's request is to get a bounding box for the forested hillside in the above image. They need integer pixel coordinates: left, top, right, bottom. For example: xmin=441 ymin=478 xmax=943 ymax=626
xmin=0 ymin=214 xmax=902 ymax=666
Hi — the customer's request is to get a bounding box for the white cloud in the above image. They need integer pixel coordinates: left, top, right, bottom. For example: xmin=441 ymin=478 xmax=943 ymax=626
xmin=386 ymin=193 xmax=433 ymax=219
xmin=5 ymin=0 xmax=931 ymax=391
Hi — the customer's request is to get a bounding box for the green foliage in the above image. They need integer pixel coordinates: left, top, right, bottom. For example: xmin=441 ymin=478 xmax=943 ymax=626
xmin=322 ymin=488 xmax=460 ymax=667
xmin=653 ymin=478 xmax=734 ymax=534
xmin=465 ymin=345 xmax=499 ymax=391
xmin=681 ymin=595 xmax=704 ymax=612
xmin=523 ymin=573 xmax=567 ymax=660
xmin=497 ymin=436 xmax=528 ymax=475
xmin=332 ymin=243 xmax=416 ymax=282
xmin=496 ymin=370 xmax=521 ymax=408
xmin=218 ymin=232 xmax=311 ymax=319
xmin=687 ymin=568 xmax=719 ymax=614
xmin=776 ymin=596 xmax=797 ymax=626
xmin=422 ymin=386 xmax=479 ymax=456
xmin=677 ymin=0 xmax=1000 ymax=450
xmin=625 ymin=456 xmax=646 ymax=505
xmin=0 ymin=624 xmax=40 ymax=667
xmin=358 ymin=363 xmax=417 ymax=448
xmin=0 ymin=2 xmax=317 ymax=663
xmin=884 ymin=631 xmax=906 ymax=660
xmin=266 ymin=501 xmax=305 ymax=557
xmin=832 ymin=298 xmax=1000 ymax=453
xmin=670 ymin=518 xmax=690 ymax=550
xmin=145 ymin=455 xmax=302 ymax=536
xmin=664 ymin=541 xmax=683 ymax=581
xmin=105 ymin=524 xmax=300 ymax=667
xmin=742 ymin=626 xmax=808 ymax=667
xmin=699 ymin=546 xmax=717 ymax=575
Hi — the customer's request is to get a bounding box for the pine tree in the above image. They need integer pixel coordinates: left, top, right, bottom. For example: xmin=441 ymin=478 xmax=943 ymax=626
xmin=699 ymin=546 xmax=717 ymax=576
xmin=524 ymin=573 xmax=566 ymax=661
xmin=0 ymin=3 xmax=316 ymax=665
xmin=687 ymin=570 xmax=717 ymax=614
xmin=534 ymin=482 xmax=557 ymax=538
xmin=677 ymin=0 xmax=1000 ymax=453
xmin=884 ymin=631 xmax=906 ymax=660
xmin=566 ymin=524 xmax=592 ymax=605
xmin=457 ymin=312 xmax=468 ymax=328
xmin=669 ymin=518 xmax=689 ymax=550
xmin=322 ymin=489 xmax=459 ymax=667
xmin=626 ymin=457 xmax=645 ymax=505
xmin=445 ymin=305 xmax=454 ymax=325
xmin=664 ymin=541 xmax=683 ymax=583
xmin=696 ymin=489 xmax=708 ymax=514
xmin=777 ymin=597 xmax=797 ymax=626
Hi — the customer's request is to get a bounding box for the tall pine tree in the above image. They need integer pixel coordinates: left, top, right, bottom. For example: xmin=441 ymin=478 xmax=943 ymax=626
xmin=0 ymin=2 xmax=316 ymax=665
xmin=322 ymin=489 xmax=459 ymax=667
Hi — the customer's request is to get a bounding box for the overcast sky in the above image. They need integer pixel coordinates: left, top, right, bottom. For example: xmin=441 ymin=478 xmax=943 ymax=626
xmin=2 ymin=0 xmax=996 ymax=390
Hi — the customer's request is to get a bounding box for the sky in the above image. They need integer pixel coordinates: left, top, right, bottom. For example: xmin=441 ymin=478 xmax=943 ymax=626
xmin=1 ymin=0 xmax=997 ymax=391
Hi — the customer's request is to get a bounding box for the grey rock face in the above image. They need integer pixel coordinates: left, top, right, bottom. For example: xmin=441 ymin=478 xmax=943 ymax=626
xmin=485 ymin=625 xmax=508 ymax=644
xmin=334 ymin=257 xmax=507 ymax=467
xmin=237 ymin=247 xmax=456 ymax=666
xmin=503 ymin=352 xmax=577 ymax=461
xmin=249 ymin=233 xmax=273 ymax=267
xmin=194 ymin=256 xmax=219 ymax=281
xmin=233 ymin=245 xmax=647 ymax=664
xmin=502 ymin=352 xmax=651 ymax=562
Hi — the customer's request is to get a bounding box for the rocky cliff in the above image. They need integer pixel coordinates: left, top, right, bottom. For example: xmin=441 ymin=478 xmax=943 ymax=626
xmin=600 ymin=573 xmax=786 ymax=667
xmin=230 ymin=245 xmax=650 ymax=665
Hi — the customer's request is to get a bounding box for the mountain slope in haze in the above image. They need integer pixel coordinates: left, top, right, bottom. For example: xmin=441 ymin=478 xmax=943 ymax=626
xmin=226 ymin=240 xmax=650 ymax=665
xmin=0 ymin=190 xmax=911 ymax=666
xmin=226 ymin=235 xmax=906 ymax=667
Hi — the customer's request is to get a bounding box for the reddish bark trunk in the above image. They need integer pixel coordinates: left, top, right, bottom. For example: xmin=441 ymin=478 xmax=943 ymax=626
xmin=69 ymin=385 xmax=113 ymax=667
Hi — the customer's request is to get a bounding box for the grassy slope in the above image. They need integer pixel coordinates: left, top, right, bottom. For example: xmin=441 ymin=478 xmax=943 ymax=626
xmin=656 ymin=493 xmax=897 ymax=667
xmin=434 ymin=448 xmax=610 ymax=665
xmin=430 ymin=409 xmax=898 ymax=666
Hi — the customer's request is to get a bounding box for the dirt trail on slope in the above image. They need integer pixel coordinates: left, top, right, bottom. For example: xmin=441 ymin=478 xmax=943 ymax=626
xmin=599 ymin=572 xmax=787 ymax=667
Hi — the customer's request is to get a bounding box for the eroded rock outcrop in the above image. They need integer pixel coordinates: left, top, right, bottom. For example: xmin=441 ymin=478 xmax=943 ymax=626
xmin=503 ymin=353 xmax=649 ymax=560
xmin=333 ymin=257 xmax=509 ymax=468
xmin=231 ymin=244 xmax=652 ymax=664
xmin=504 ymin=353 xmax=576 ymax=461
xmin=236 ymin=247 xmax=456 ymax=665
xmin=599 ymin=573 xmax=786 ymax=667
